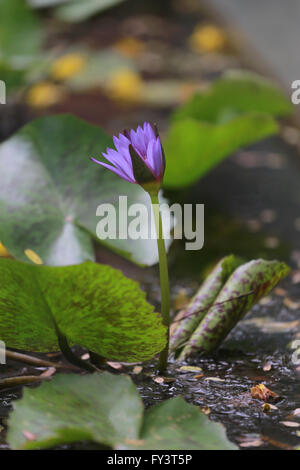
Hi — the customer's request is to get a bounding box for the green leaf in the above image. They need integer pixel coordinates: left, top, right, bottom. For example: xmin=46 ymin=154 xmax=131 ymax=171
xmin=0 ymin=114 xmax=169 ymax=266
xmin=179 ymin=259 xmax=290 ymax=359
xmin=163 ymin=114 xmax=279 ymax=188
xmin=125 ymin=396 xmax=235 ymax=450
xmin=7 ymin=373 xmax=143 ymax=450
xmin=0 ymin=0 xmax=43 ymax=68
xmin=170 ymin=255 xmax=243 ymax=353
xmin=7 ymin=373 xmax=236 ymax=450
xmin=0 ymin=258 xmax=166 ymax=361
xmin=55 ymin=0 xmax=125 ymax=23
xmin=173 ymin=71 xmax=293 ymax=123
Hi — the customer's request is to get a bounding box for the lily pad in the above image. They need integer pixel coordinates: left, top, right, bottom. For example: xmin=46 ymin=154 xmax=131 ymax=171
xmin=173 ymin=71 xmax=293 ymax=123
xmin=164 ymin=72 xmax=293 ymax=189
xmin=164 ymin=114 xmax=279 ymax=188
xmin=7 ymin=373 xmax=236 ymax=450
xmin=0 ymin=114 xmax=169 ymax=266
xmin=0 ymin=258 xmax=166 ymax=361
xmin=0 ymin=0 xmax=43 ymax=68
xmin=55 ymin=0 xmax=125 ymax=23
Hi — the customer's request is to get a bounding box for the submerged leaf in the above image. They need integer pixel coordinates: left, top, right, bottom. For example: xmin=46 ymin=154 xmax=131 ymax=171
xmin=0 ymin=258 xmax=166 ymax=362
xmin=7 ymin=373 xmax=236 ymax=450
xmin=179 ymin=259 xmax=289 ymax=359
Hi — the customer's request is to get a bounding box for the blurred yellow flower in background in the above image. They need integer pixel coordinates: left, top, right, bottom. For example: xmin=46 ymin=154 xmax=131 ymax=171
xmin=189 ymin=24 xmax=227 ymax=53
xmin=26 ymin=81 xmax=64 ymax=108
xmin=0 ymin=242 xmax=10 ymax=257
xmin=24 ymin=249 xmax=43 ymax=265
xmin=107 ymin=68 xmax=143 ymax=102
xmin=113 ymin=37 xmax=145 ymax=58
xmin=51 ymin=53 xmax=86 ymax=81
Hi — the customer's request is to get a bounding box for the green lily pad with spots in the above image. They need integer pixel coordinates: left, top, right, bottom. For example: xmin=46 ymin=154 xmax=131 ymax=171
xmin=0 ymin=114 xmax=170 ymax=266
xmin=0 ymin=258 xmax=166 ymax=361
xmin=7 ymin=373 xmax=236 ymax=450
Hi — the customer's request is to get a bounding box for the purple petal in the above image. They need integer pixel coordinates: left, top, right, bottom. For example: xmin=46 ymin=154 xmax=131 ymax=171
xmin=145 ymin=140 xmax=156 ymax=175
xmin=103 ymin=149 xmax=135 ymax=181
xmin=154 ymin=137 xmax=163 ymax=176
xmin=143 ymin=122 xmax=156 ymax=141
xmin=91 ymin=157 xmax=135 ymax=183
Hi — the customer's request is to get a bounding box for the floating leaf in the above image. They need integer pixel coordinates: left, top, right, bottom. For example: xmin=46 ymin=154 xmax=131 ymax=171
xmin=164 ymin=72 xmax=292 ymax=189
xmin=179 ymin=259 xmax=289 ymax=359
xmin=0 ymin=258 xmax=166 ymax=362
xmin=163 ymin=115 xmax=279 ymax=188
xmin=170 ymin=255 xmax=243 ymax=353
xmin=173 ymin=72 xmax=293 ymax=124
xmin=0 ymin=0 xmax=43 ymax=67
xmin=0 ymin=114 xmax=171 ymax=266
xmin=7 ymin=373 xmax=236 ymax=450
xmin=55 ymin=0 xmax=125 ymax=23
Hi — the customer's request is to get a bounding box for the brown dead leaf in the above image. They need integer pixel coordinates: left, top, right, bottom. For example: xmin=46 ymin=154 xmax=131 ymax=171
xmin=153 ymin=376 xmax=175 ymax=384
xmin=280 ymin=421 xmax=300 ymax=428
xmin=132 ymin=366 xmax=143 ymax=375
xmin=153 ymin=376 xmax=165 ymax=384
xmin=205 ymin=377 xmax=225 ymax=382
xmin=291 ymin=270 xmax=300 ymax=284
xmin=179 ymin=366 xmax=203 ymax=373
xmin=106 ymin=361 xmax=123 ymax=370
xmin=240 ymin=438 xmax=263 ymax=448
xmin=274 ymin=287 xmax=287 ymax=296
xmin=40 ymin=367 xmax=56 ymax=378
xmin=201 ymin=405 xmax=211 ymax=415
xmin=244 ymin=317 xmax=299 ymax=333
xmin=193 ymin=374 xmax=204 ymax=379
xmin=251 ymin=384 xmax=279 ymax=402
xmin=259 ymin=296 xmax=272 ymax=306
xmin=173 ymin=289 xmax=190 ymax=310
xmin=263 ymin=362 xmax=272 ymax=371
xmin=283 ymin=298 xmax=300 ymax=310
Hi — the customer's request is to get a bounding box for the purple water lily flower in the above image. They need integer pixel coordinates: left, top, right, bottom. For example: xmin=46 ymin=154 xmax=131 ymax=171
xmin=91 ymin=122 xmax=165 ymax=189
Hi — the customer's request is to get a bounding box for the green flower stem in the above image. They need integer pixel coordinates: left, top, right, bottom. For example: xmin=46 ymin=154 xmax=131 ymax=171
xmin=150 ymin=191 xmax=170 ymax=373
xmin=54 ymin=323 xmax=99 ymax=373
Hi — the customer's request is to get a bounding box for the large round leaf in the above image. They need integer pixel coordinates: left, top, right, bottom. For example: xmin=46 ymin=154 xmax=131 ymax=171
xmin=7 ymin=373 xmax=236 ymax=450
xmin=0 ymin=114 xmax=169 ymax=266
xmin=0 ymin=258 xmax=166 ymax=361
